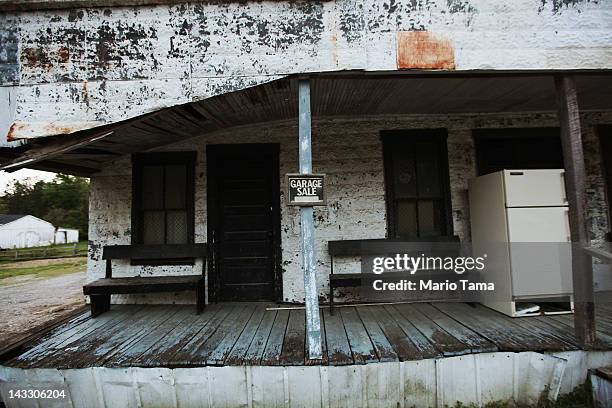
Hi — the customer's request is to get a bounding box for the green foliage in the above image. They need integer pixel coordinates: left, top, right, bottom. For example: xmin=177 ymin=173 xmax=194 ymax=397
xmin=447 ymin=382 xmax=593 ymax=408
xmin=0 ymin=174 xmax=89 ymax=239
xmin=0 ymin=241 xmax=88 ymax=263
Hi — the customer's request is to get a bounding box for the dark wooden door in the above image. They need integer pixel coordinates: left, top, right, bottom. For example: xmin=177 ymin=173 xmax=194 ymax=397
xmin=207 ymin=144 xmax=280 ymax=302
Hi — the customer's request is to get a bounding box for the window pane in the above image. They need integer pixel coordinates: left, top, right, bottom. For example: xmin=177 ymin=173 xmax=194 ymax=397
xmin=165 ymin=165 xmax=187 ymax=209
xmin=393 ymin=156 xmax=417 ymax=198
xmin=474 ymin=130 xmax=563 ymax=176
xmin=166 ymin=211 xmax=188 ymax=244
xmin=142 ymin=165 xmax=164 ymax=210
xmin=143 ymin=211 xmax=165 ymax=244
xmin=417 ymin=199 xmax=441 ymax=236
xmin=396 ymin=199 xmax=417 ymax=237
xmin=416 ymin=141 xmax=441 ymax=197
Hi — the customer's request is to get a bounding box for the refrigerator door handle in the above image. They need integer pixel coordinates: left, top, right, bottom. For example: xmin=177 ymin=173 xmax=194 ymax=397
xmin=564 ymin=208 xmax=571 ymax=242
xmin=561 ymin=171 xmax=568 ymax=205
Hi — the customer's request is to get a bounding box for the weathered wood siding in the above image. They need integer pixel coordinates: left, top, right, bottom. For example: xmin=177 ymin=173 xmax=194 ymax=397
xmin=2 ymin=0 xmax=612 ymax=139
xmin=87 ymin=110 xmax=612 ymax=304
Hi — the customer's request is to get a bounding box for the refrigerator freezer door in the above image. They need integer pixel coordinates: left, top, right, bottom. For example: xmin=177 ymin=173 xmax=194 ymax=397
xmin=503 ymin=169 xmax=567 ymax=207
xmin=506 ymin=207 xmax=573 ymax=297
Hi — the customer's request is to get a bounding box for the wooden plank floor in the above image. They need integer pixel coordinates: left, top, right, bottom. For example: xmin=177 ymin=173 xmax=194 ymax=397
xmin=4 ymin=302 xmax=612 ymax=369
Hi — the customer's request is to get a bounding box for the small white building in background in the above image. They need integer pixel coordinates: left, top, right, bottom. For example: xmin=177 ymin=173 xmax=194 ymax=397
xmin=0 ymin=214 xmax=79 ymax=249
xmin=55 ymin=228 xmax=79 ymax=245
xmin=0 ymin=215 xmax=55 ymax=249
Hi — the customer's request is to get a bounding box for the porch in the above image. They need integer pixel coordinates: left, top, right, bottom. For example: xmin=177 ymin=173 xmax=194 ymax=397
xmin=2 ymin=72 xmax=612 ymax=363
xmin=2 ymin=302 xmax=612 ymax=406
xmin=4 ymin=301 xmax=612 ymax=370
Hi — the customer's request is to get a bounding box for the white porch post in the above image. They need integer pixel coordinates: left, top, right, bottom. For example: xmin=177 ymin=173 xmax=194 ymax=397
xmin=298 ymin=77 xmax=323 ymax=360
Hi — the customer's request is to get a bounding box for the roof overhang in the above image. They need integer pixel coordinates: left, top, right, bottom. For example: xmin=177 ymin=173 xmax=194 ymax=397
xmin=2 ymin=71 xmax=611 ymax=176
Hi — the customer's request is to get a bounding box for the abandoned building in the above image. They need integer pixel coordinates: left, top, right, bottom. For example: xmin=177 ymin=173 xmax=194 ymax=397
xmin=1 ymin=0 xmax=612 ymax=406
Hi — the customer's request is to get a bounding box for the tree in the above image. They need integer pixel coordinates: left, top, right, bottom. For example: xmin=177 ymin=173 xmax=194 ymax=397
xmin=1 ymin=178 xmax=47 ymax=217
xmin=0 ymin=174 xmax=90 ymax=239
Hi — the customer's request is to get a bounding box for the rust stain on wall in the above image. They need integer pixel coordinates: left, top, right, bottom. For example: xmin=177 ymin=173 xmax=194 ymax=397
xmin=58 ymin=47 xmax=70 ymax=63
xmin=6 ymin=123 xmax=21 ymax=141
xmin=396 ymin=31 xmax=455 ymax=70
xmin=7 ymin=121 xmax=100 ymax=140
xmin=22 ymin=47 xmax=52 ymax=68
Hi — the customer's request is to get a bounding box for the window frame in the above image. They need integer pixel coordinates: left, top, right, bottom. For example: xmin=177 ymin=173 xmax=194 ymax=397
xmin=382 ymin=129 xmax=453 ymax=239
xmin=473 ymin=128 xmax=563 ymax=176
xmin=597 ymin=125 xmax=612 ymax=241
xmin=131 ymin=152 xmax=196 ymax=246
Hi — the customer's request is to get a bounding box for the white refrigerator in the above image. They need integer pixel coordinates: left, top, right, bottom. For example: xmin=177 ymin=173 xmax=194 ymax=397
xmin=469 ymin=169 xmax=574 ymax=317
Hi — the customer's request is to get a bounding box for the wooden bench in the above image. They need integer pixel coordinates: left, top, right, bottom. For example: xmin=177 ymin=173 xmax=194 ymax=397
xmin=328 ymin=236 xmax=460 ymax=313
xmin=83 ymin=244 xmax=207 ymax=317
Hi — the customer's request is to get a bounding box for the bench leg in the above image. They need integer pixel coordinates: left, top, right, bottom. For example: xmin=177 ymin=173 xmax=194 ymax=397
xmin=329 ymin=256 xmax=334 ymax=314
xmin=90 ymin=294 xmax=111 ymax=317
xmin=329 ymin=283 xmax=334 ymax=315
xmin=196 ymin=283 xmax=205 ymax=315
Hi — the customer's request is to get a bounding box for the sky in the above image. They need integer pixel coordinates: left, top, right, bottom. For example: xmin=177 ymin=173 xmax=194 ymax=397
xmin=0 ymin=169 xmax=57 ymax=194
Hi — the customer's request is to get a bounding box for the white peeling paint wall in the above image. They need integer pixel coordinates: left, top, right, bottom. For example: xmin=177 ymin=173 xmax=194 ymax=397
xmin=87 ymin=110 xmax=612 ymax=304
xmin=1 ymin=351 xmax=611 ymax=408
xmin=1 ymin=0 xmax=611 ymax=139
xmin=0 ymin=87 xmax=23 ymax=148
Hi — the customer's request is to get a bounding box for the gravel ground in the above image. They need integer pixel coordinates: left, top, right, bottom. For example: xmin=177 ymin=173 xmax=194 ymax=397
xmin=1 ymin=257 xmax=85 ymax=269
xmin=0 ymin=268 xmax=86 ymax=344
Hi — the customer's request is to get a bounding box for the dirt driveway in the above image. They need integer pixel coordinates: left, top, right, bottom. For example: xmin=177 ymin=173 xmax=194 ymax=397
xmin=0 ymin=258 xmax=87 ymax=344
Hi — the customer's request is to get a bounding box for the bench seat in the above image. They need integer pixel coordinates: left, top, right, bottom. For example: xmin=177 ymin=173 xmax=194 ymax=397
xmin=83 ymin=276 xmax=204 ymax=295
xmin=84 ymin=244 xmax=207 ymax=317
xmin=328 ymin=236 xmax=460 ymax=312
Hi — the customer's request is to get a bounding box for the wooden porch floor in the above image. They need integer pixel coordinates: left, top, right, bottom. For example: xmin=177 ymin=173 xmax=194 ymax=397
xmin=4 ymin=302 xmax=612 ymax=369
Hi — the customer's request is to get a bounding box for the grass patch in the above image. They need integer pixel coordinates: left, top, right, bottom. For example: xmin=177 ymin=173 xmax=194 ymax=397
xmin=1 ymin=241 xmax=87 ymax=252
xmin=0 ymin=257 xmax=87 ymax=280
xmin=0 ymin=241 xmax=88 ymax=263
xmin=448 ymin=382 xmax=592 ymax=408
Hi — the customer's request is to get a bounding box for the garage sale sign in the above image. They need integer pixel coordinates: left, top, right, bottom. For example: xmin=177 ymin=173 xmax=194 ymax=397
xmin=286 ymin=174 xmax=326 ymax=206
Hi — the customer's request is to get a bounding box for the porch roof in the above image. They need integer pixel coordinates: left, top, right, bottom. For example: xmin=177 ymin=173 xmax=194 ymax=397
xmin=2 ymin=72 xmax=611 ymax=176
xmin=3 ymin=302 xmax=612 ymax=369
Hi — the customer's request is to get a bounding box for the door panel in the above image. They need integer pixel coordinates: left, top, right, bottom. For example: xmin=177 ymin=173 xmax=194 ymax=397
xmin=503 ymin=169 xmax=567 ymax=207
xmin=506 ymin=207 xmax=570 ymax=242
xmin=506 ymin=207 xmax=572 ymax=297
xmin=208 ymin=145 xmax=279 ymax=302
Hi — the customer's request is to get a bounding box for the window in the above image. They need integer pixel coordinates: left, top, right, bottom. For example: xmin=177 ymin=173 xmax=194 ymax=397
xmin=597 ymin=125 xmax=612 ymax=240
xmin=132 ymin=152 xmax=196 ymax=245
xmin=474 ymin=128 xmax=563 ymax=176
xmin=383 ymin=130 xmax=452 ymax=239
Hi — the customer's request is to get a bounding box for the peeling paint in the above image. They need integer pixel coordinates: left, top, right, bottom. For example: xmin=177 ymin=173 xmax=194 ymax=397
xmin=396 ymin=31 xmax=455 ymax=70
xmin=538 ymin=0 xmax=599 ymax=14
xmin=446 ymin=0 xmax=477 ymax=26
xmin=0 ymin=16 xmax=20 ymax=84
xmin=6 ymin=122 xmax=19 ymax=141
xmin=338 ymin=0 xmax=364 ymax=43
xmin=1 ymin=0 xmax=612 ymax=140
xmin=7 ymin=120 xmax=103 ymax=140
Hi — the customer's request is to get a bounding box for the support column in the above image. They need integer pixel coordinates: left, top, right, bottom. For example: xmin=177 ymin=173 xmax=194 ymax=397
xmin=298 ymin=78 xmax=322 ymax=360
xmin=555 ymin=74 xmax=596 ymax=347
